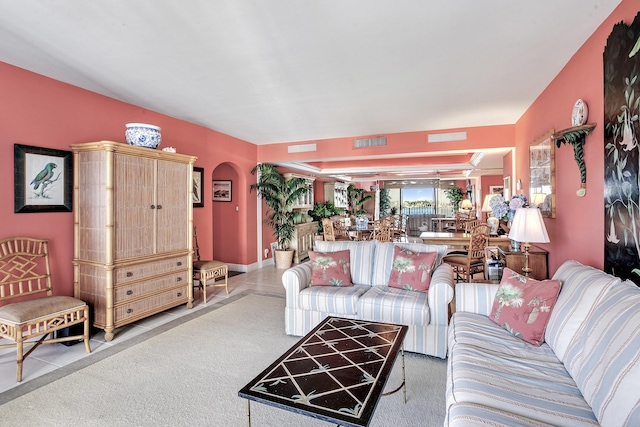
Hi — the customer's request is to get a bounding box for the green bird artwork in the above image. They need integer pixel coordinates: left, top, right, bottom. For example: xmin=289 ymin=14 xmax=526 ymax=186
xmin=30 ymin=162 xmax=58 ymax=196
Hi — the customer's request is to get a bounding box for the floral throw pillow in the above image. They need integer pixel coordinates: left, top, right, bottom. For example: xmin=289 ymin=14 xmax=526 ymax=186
xmin=489 ymin=267 xmax=562 ymax=346
xmin=309 ymin=250 xmax=353 ymax=287
xmin=388 ymin=246 xmax=438 ymax=293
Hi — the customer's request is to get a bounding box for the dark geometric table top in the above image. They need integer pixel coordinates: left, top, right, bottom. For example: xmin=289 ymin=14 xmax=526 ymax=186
xmin=238 ymin=317 xmax=408 ymax=427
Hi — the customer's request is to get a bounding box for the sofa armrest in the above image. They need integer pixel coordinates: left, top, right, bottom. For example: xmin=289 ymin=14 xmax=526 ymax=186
xmin=428 ymin=263 xmax=455 ymax=326
xmin=455 ymin=282 xmax=499 ymax=316
xmin=282 ymin=261 xmax=313 ymax=309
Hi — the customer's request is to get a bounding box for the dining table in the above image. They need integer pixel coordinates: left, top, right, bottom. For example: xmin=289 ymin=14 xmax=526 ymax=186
xmin=419 ymin=231 xmax=512 ymax=249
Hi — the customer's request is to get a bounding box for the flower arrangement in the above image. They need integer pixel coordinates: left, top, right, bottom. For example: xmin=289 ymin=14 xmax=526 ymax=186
xmin=489 ymin=194 xmax=528 ymax=222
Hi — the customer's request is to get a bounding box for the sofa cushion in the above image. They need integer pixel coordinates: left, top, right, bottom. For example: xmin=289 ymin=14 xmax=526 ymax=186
xmin=314 ymin=240 xmax=378 ymax=286
xmin=388 ymin=246 xmax=437 ymax=293
xmin=358 ymin=286 xmax=430 ymax=326
xmin=545 ymin=260 xmax=620 ymax=362
xmin=298 ymin=284 xmax=369 ymax=315
xmin=447 ymin=312 xmax=599 ymax=426
xmin=489 ymin=268 xmax=561 ymax=346
xmin=371 ymin=242 xmax=448 ymax=287
xmin=563 ymin=280 xmax=640 ymax=427
xmin=309 ymin=250 xmax=353 ymax=287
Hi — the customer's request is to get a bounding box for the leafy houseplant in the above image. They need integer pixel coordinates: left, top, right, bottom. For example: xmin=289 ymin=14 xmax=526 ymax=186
xmin=307 ymin=201 xmax=343 ymax=233
xmin=443 ymin=186 xmax=465 ymax=211
xmin=250 ymin=163 xmax=310 ymax=268
xmin=347 ymin=184 xmax=374 ymax=217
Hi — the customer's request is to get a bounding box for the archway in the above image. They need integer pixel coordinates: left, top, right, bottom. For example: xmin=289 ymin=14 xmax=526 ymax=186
xmin=211 ymin=162 xmax=243 ymax=267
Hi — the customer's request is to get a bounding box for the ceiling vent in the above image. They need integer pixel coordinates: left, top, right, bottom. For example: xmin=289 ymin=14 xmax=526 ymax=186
xmin=287 ymin=143 xmax=316 ymax=153
xmin=427 ymin=131 xmax=467 ymax=143
xmin=353 ymin=136 xmax=387 ymax=148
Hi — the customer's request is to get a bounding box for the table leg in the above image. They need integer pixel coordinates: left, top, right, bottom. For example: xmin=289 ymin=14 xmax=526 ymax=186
xmin=382 ymin=344 xmax=407 ymax=402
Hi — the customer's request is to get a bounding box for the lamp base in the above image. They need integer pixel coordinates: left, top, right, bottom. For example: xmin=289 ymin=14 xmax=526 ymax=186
xmin=521 ymin=243 xmax=532 ymax=277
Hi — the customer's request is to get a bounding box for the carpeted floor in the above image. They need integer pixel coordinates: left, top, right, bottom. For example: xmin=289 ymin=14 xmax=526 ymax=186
xmin=0 ymin=292 xmax=447 ymax=426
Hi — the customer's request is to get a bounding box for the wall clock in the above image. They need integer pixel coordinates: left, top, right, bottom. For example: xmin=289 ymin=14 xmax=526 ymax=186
xmin=571 ymin=99 xmax=588 ymax=126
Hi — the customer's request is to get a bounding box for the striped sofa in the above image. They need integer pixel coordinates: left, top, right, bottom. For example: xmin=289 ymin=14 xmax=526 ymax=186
xmin=446 ymin=260 xmax=640 ymax=426
xmin=282 ymin=240 xmax=454 ymax=358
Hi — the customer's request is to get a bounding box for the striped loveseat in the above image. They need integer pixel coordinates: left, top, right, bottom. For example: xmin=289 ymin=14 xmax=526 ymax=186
xmin=282 ymin=240 xmax=454 ymax=358
xmin=446 ymin=260 xmax=640 ymax=426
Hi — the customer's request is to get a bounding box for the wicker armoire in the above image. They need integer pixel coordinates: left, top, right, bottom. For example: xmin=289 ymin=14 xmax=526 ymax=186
xmin=71 ymin=141 xmax=197 ymax=341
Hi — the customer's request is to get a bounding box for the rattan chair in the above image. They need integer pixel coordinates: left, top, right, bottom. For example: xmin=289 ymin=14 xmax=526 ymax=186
xmin=322 ymin=218 xmax=351 ymax=241
xmin=370 ymin=217 xmax=393 ymax=242
xmin=443 ymin=223 xmax=490 ymax=282
xmin=193 ymin=227 xmax=228 ymax=303
xmin=0 ymin=237 xmax=91 ymax=382
xmin=464 ymin=219 xmax=481 ymax=232
xmin=444 ymin=211 xmax=469 ymax=232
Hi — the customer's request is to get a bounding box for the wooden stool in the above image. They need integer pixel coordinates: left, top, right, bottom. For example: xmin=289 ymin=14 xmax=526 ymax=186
xmin=193 ymin=260 xmax=228 ymax=303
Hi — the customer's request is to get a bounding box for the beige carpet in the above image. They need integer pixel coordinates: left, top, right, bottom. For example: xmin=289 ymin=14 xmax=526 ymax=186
xmin=0 ymin=292 xmax=447 ymax=426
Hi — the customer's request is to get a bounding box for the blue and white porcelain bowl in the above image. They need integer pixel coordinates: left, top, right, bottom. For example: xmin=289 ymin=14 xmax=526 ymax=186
xmin=125 ymin=123 xmax=162 ymax=149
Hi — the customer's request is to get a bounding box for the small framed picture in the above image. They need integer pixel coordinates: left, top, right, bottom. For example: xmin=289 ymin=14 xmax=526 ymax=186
xmin=14 ymin=144 xmax=73 ymax=213
xmin=212 ymin=180 xmax=232 ymax=202
xmin=489 ymin=185 xmax=504 ymax=197
xmin=193 ymin=167 xmax=204 ymax=208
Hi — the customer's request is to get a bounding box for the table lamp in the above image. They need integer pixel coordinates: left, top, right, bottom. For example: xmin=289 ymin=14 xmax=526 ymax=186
xmin=460 ymin=199 xmax=473 ymax=213
xmin=482 ymin=194 xmax=498 ymax=234
xmin=508 ymin=207 xmax=550 ymax=276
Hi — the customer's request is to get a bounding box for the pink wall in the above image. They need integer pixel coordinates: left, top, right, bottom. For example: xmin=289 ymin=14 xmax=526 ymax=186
xmin=258 ymin=125 xmax=515 ymax=164
xmin=0 ymin=62 xmax=258 ymax=296
xmin=514 ymin=0 xmax=638 ymax=274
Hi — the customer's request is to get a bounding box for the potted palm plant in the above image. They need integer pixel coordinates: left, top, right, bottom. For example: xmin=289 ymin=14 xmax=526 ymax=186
xmin=347 ymin=184 xmax=374 ymax=221
xmin=250 ymin=163 xmax=310 ymax=269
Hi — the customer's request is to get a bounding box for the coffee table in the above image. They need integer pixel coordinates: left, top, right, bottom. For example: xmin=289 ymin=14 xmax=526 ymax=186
xmin=238 ymin=316 xmax=408 ymax=427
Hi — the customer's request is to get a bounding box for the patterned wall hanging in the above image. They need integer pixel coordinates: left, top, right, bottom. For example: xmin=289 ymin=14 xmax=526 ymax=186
xmin=604 ymin=11 xmax=640 ymax=286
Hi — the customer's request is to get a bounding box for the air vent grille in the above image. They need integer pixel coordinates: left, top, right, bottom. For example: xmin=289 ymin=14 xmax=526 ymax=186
xmin=353 ymin=136 xmax=387 ymax=148
xmin=287 ymin=143 xmax=316 ymax=153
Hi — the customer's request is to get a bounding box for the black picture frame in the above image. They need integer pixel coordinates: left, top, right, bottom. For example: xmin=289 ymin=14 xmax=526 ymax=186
xmin=212 ymin=180 xmax=232 ymax=202
xmin=14 ymin=144 xmax=73 ymax=213
xmin=193 ymin=166 xmax=204 ymax=208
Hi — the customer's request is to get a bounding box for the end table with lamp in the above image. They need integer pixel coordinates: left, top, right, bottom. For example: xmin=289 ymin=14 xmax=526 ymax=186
xmin=508 ymin=207 xmax=550 ymax=277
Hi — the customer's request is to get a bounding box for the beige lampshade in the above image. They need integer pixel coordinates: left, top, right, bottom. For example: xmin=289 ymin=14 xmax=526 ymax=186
xmin=508 ymin=208 xmax=550 ymax=243
xmin=481 ymin=194 xmax=494 ymax=212
xmin=460 ymin=199 xmax=473 ymax=210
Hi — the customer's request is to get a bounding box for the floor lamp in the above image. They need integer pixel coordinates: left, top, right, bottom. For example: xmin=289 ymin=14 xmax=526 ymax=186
xmin=508 ymin=207 xmax=550 ymax=276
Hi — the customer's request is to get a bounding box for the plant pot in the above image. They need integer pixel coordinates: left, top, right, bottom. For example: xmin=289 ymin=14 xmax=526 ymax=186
xmin=274 ymin=249 xmax=294 ymax=269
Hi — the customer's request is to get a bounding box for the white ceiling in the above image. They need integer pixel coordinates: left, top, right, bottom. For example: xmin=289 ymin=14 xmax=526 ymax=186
xmin=0 ymin=0 xmax=621 ymax=180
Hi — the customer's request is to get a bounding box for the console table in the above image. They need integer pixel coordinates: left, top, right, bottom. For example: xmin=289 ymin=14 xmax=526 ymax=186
xmin=290 ymin=221 xmax=318 ymax=264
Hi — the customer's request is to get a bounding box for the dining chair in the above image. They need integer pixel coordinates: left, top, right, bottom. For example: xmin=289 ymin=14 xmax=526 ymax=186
xmin=322 ymin=218 xmax=350 ymax=241
xmin=371 ymin=217 xmax=393 ymax=242
xmin=193 ymin=226 xmax=228 ymax=303
xmin=443 ymin=223 xmax=490 ymax=282
xmin=464 ymin=219 xmax=481 ymax=232
xmin=444 ymin=211 xmax=469 ymax=232
xmin=333 ymin=219 xmax=352 ymax=240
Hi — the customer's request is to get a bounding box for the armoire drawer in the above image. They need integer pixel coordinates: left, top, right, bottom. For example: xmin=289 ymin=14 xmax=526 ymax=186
xmin=114 ymin=270 xmax=188 ymax=302
xmin=114 ymin=256 xmax=188 ymax=284
xmin=114 ymin=287 xmax=188 ymax=324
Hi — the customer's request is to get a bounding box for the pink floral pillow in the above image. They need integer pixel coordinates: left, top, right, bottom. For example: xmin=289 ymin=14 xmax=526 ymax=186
xmin=388 ymin=246 xmax=438 ymax=293
xmin=309 ymin=250 xmax=353 ymax=287
xmin=489 ymin=267 xmax=562 ymax=345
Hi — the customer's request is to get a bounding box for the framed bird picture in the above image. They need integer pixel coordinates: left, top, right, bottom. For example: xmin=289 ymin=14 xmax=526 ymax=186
xmin=14 ymin=144 xmax=73 ymax=213
xmin=193 ymin=166 xmax=204 ymax=208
